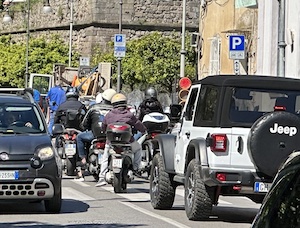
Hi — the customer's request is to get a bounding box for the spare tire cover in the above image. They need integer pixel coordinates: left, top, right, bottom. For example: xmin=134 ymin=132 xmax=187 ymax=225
xmin=248 ymin=111 xmax=300 ymax=177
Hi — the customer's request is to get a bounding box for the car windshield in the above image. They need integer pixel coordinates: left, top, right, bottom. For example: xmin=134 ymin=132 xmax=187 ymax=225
xmin=229 ymin=88 xmax=300 ymax=123
xmin=0 ymin=104 xmax=46 ymax=134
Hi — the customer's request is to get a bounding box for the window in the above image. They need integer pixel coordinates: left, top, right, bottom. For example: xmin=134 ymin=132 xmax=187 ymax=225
xmin=229 ymin=88 xmax=300 ymax=124
xmin=194 ymin=85 xmax=219 ymax=126
xmin=184 ymin=88 xmax=198 ymax=121
xmin=0 ymin=105 xmax=45 ymax=133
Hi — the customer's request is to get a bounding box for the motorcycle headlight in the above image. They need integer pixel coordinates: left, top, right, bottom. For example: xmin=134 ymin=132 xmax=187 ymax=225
xmin=37 ymin=147 xmax=54 ymax=160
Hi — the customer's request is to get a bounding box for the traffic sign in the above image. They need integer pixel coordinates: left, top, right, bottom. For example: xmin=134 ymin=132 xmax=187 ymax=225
xmin=79 ymin=57 xmax=90 ymax=66
xmin=229 ymin=35 xmax=245 ymax=59
xmin=114 ymin=34 xmax=126 ymax=57
xmin=234 ymin=60 xmax=240 ymax=75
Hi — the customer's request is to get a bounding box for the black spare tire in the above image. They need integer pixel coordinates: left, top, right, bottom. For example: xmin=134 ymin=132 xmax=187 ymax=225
xmin=248 ymin=111 xmax=300 ymax=177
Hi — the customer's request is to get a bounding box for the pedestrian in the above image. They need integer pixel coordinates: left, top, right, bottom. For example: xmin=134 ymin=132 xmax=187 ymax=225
xmin=46 ymin=81 xmax=66 ymax=135
xmin=24 ymin=87 xmax=43 ymax=109
xmin=96 ymin=93 xmax=147 ymax=187
xmin=75 ymin=88 xmax=117 ymax=181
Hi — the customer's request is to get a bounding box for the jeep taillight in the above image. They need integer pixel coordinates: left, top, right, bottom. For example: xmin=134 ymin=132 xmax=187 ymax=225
xmin=210 ymin=134 xmax=227 ymax=152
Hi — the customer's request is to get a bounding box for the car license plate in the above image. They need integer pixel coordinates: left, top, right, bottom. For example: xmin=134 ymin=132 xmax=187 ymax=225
xmin=254 ymin=182 xmax=271 ymax=193
xmin=65 ymin=144 xmax=76 ymax=156
xmin=112 ymin=158 xmax=122 ymax=168
xmin=0 ymin=171 xmax=19 ymax=180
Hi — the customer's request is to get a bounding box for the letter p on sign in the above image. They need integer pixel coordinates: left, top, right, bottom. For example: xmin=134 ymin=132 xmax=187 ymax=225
xmin=229 ymin=35 xmax=245 ymax=59
xmin=229 ymin=35 xmax=245 ymax=51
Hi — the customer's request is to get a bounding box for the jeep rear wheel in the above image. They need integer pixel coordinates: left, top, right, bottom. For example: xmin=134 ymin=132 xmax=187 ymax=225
xmin=248 ymin=111 xmax=300 ymax=177
xmin=185 ymin=159 xmax=212 ymax=220
xmin=150 ymin=153 xmax=175 ymax=209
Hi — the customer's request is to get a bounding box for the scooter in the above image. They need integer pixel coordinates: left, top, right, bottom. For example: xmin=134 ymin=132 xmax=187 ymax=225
xmin=137 ymin=112 xmax=170 ymax=177
xmin=87 ymin=132 xmax=107 ymax=181
xmin=56 ymin=128 xmax=81 ymax=176
xmin=105 ymin=123 xmax=135 ymax=193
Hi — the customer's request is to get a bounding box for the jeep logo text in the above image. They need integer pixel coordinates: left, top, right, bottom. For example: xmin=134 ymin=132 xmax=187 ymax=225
xmin=269 ymin=123 xmax=297 ymax=136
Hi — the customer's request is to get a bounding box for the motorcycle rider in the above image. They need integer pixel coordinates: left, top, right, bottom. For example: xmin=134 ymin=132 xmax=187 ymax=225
xmin=54 ymin=86 xmax=87 ymax=130
xmin=75 ymin=88 xmax=117 ymax=181
xmin=136 ymin=87 xmax=164 ymax=121
xmin=96 ymin=93 xmax=147 ymax=187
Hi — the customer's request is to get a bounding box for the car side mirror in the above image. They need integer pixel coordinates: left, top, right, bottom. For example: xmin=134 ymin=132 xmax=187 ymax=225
xmin=169 ymin=104 xmax=182 ymax=122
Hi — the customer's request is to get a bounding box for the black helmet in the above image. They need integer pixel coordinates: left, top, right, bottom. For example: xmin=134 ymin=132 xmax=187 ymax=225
xmin=66 ymin=86 xmax=79 ymax=98
xmin=145 ymin=87 xmax=157 ymax=99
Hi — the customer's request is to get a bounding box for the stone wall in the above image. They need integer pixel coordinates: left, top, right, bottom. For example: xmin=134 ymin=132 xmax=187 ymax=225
xmin=0 ymin=0 xmax=200 ymax=62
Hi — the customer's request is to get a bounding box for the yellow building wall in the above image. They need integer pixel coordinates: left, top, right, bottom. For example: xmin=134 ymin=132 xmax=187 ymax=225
xmin=198 ymin=1 xmax=258 ymax=79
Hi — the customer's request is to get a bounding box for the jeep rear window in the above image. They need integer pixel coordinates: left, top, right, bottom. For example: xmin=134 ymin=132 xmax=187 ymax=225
xmin=229 ymin=88 xmax=300 ymax=124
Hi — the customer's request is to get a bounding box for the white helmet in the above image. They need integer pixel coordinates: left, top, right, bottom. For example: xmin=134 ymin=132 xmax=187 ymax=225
xmin=102 ymin=88 xmax=117 ymax=102
xmin=96 ymin=93 xmax=103 ymax=103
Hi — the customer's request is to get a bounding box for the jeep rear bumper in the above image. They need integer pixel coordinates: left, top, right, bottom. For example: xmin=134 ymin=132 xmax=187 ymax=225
xmin=202 ymin=167 xmax=273 ymax=194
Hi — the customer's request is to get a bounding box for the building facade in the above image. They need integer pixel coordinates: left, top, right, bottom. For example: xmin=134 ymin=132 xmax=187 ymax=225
xmin=0 ymin=0 xmax=200 ymax=65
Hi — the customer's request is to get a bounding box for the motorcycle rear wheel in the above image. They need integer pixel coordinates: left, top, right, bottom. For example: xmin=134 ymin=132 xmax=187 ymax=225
xmin=113 ymin=173 xmax=123 ymax=193
xmin=66 ymin=157 xmax=76 ymax=176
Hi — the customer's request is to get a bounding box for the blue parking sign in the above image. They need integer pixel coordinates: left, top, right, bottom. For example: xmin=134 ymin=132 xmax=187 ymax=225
xmin=229 ymin=35 xmax=245 ymax=59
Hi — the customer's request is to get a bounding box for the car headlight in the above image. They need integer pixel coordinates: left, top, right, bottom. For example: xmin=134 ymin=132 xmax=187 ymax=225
xmin=37 ymin=147 xmax=54 ymax=160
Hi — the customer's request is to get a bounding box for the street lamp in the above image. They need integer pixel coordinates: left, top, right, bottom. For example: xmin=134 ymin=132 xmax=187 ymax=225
xmin=2 ymin=0 xmax=52 ymax=88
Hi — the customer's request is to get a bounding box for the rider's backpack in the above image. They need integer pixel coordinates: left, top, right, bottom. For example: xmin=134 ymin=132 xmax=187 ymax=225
xmin=65 ymin=109 xmax=83 ymax=129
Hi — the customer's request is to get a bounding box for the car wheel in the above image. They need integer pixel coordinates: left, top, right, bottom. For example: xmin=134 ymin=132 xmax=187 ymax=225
xmin=185 ymin=159 xmax=213 ymax=220
xmin=248 ymin=111 xmax=300 ymax=177
xmin=150 ymin=153 xmax=175 ymax=209
xmin=44 ymin=190 xmax=62 ymax=213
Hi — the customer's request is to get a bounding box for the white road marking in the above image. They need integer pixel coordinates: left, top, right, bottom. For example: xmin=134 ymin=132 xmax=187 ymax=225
xmin=63 ymin=187 xmax=95 ymax=201
xmin=70 ymin=180 xmax=90 ymax=187
xmin=121 ymin=201 xmax=191 ymax=228
xmin=101 ymin=186 xmax=150 ymax=201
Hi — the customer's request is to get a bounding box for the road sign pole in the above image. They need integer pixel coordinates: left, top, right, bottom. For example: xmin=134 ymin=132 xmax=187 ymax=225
xmin=117 ymin=0 xmax=123 ymax=93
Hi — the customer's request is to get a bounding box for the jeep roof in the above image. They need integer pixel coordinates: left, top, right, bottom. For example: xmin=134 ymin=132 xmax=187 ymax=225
xmin=194 ymin=75 xmax=300 ymax=90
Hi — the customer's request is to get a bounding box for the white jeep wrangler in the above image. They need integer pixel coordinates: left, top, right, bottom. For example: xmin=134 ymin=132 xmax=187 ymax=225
xmin=149 ymin=75 xmax=300 ymax=220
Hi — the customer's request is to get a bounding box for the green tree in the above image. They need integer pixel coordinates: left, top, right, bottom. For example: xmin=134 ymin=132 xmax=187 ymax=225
xmin=0 ymin=34 xmax=79 ymax=87
xmin=92 ymin=32 xmax=196 ymax=93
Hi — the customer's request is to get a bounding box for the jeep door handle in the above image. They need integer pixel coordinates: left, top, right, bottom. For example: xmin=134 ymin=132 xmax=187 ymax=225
xmin=185 ymin=131 xmax=190 ymax=139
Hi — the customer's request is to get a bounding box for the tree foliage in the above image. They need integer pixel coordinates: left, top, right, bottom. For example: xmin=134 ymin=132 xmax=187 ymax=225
xmin=0 ymin=34 xmax=79 ymax=87
xmin=92 ymin=32 xmax=196 ymax=93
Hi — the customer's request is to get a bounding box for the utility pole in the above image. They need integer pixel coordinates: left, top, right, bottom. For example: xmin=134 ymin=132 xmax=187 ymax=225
xmin=277 ymin=0 xmax=286 ymax=77
xmin=25 ymin=0 xmax=30 ymax=88
xmin=68 ymin=0 xmax=73 ymax=67
xmin=117 ymin=0 xmax=123 ymax=92
xmin=179 ymin=0 xmax=186 ymax=78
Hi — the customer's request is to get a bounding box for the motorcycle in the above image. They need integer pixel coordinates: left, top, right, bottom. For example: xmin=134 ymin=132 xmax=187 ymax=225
xmin=56 ymin=128 xmax=81 ymax=176
xmin=87 ymin=132 xmax=107 ymax=181
xmin=105 ymin=123 xmax=135 ymax=193
xmin=137 ymin=112 xmax=170 ymax=177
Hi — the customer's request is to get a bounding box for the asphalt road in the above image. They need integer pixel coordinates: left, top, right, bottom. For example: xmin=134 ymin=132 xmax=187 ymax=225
xmin=0 ymin=174 xmax=261 ymax=228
